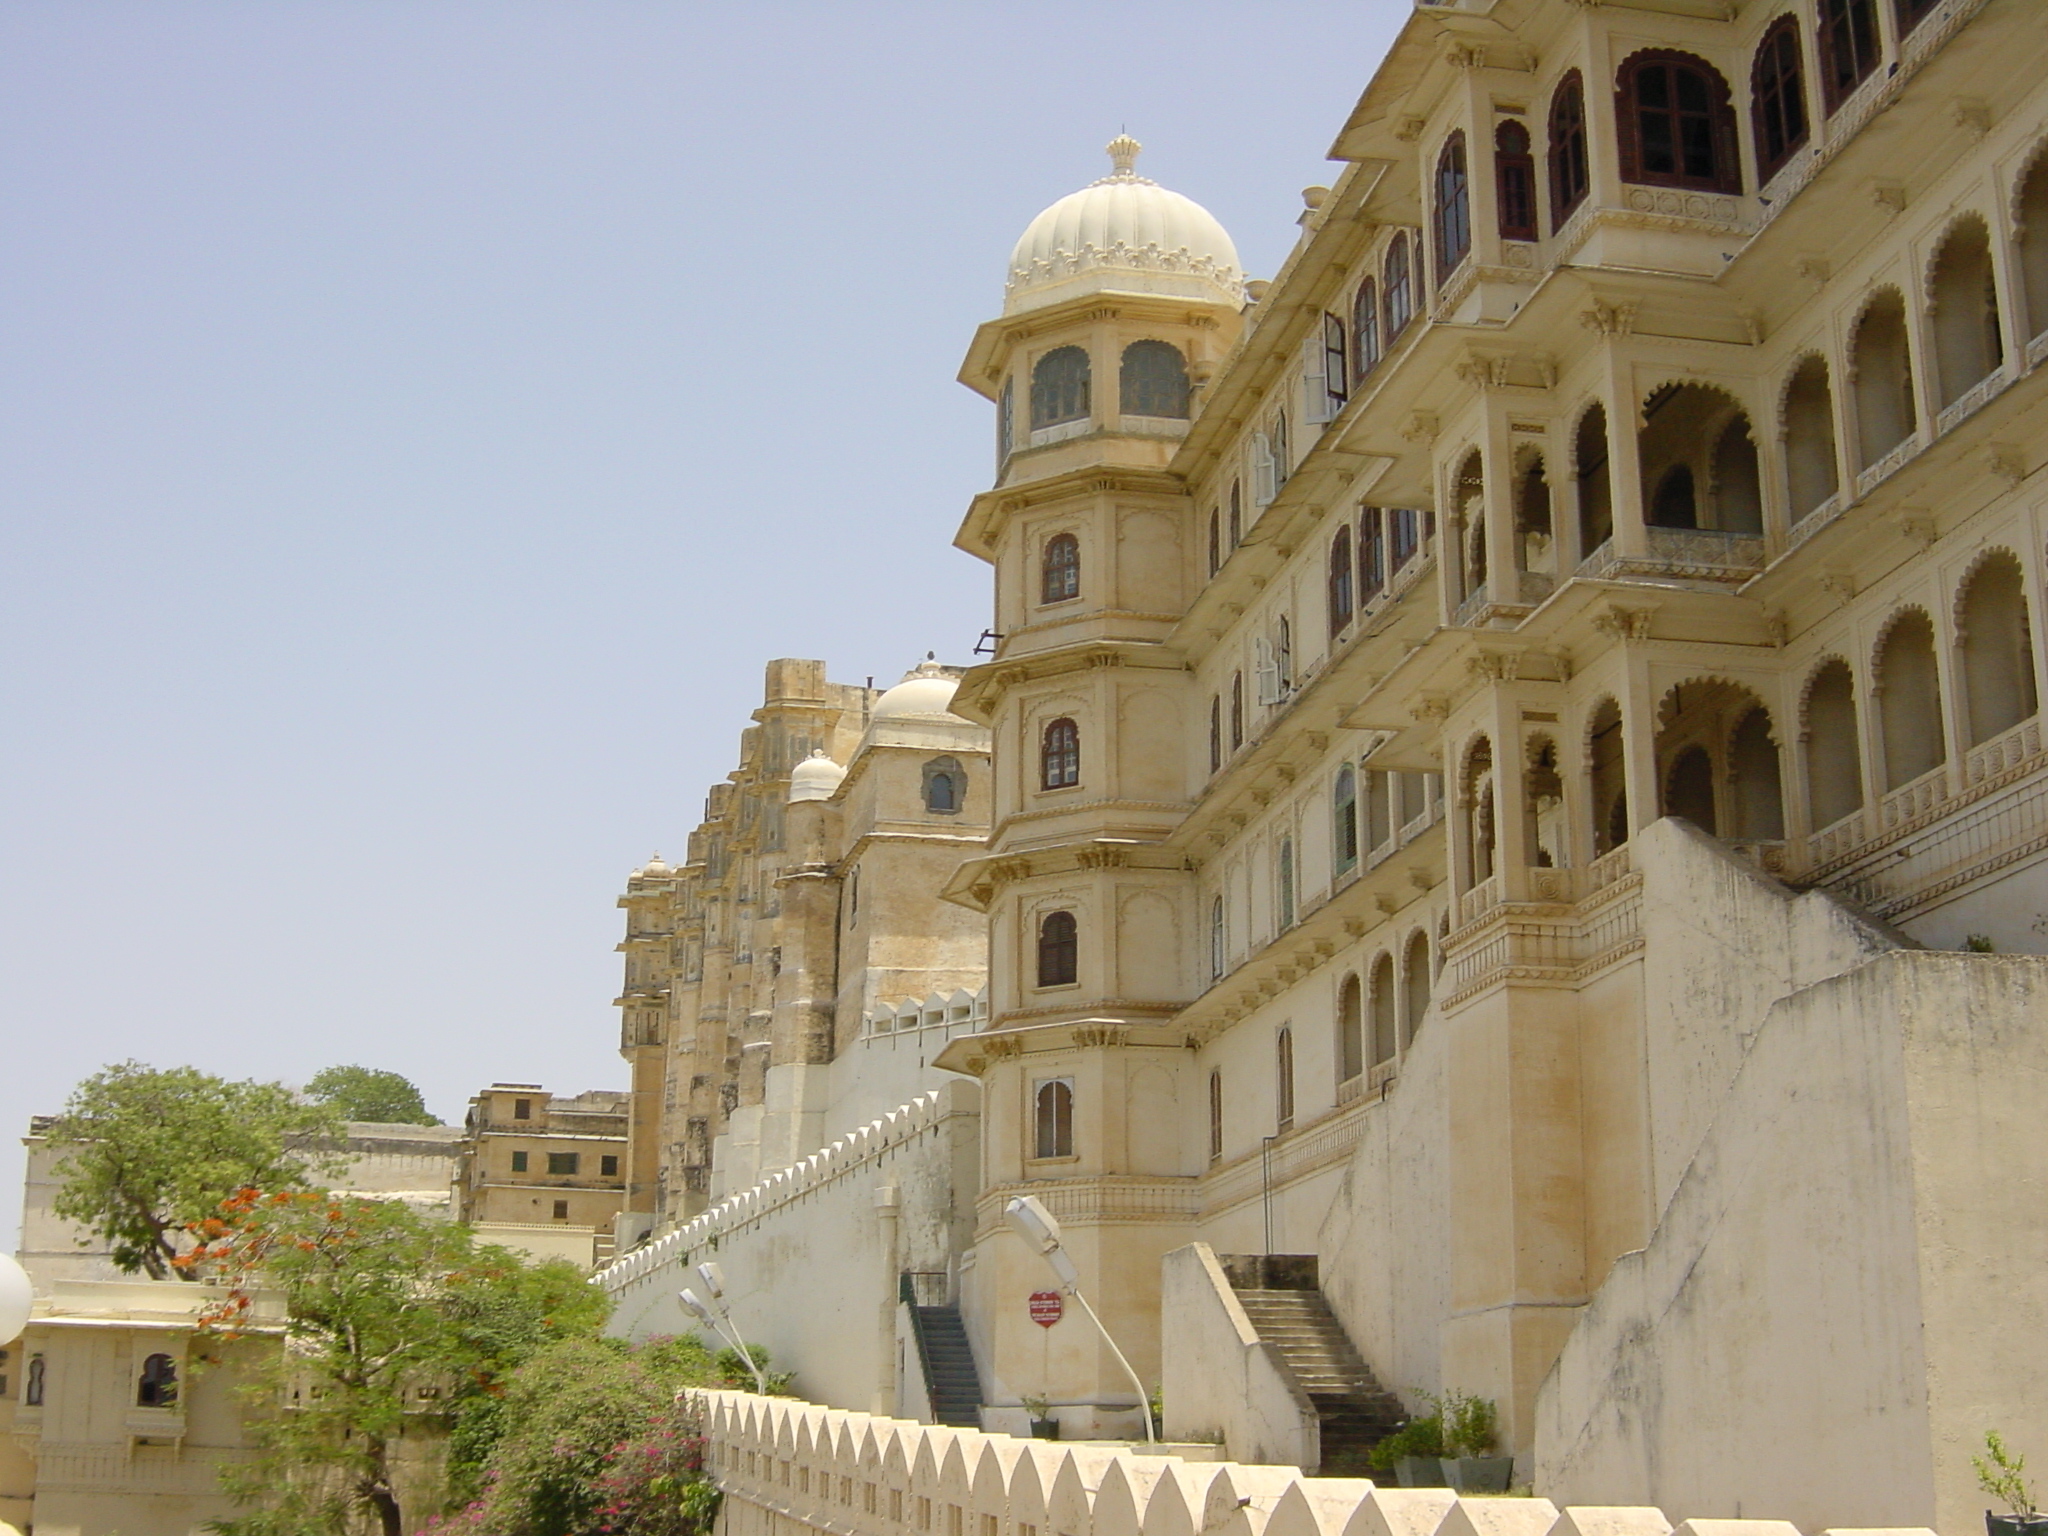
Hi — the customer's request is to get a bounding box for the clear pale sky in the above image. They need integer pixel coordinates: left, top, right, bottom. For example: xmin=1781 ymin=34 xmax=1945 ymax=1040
xmin=0 ymin=1 xmax=1403 ymax=1247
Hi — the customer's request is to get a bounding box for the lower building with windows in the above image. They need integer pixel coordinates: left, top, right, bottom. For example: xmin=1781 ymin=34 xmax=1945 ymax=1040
xmin=454 ymin=1083 xmax=629 ymax=1267
xmin=600 ymin=3 xmax=2048 ymax=1529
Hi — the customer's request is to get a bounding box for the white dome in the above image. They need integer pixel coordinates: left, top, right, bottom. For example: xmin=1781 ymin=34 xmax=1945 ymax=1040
xmin=788 ymin=750 xmax=848 ymax=803
xmin=872 ymin=659 xmax=964 ymax=722
xmin=1006 ymin=136 xmax=1243 ymax=314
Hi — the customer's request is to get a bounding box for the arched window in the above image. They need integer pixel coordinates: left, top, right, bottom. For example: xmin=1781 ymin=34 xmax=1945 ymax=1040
xmin=1229 ymin=672 xmax=1245 ymax=751
xmin=1818 ymin=0 xmax=1881 ymax=112
xmin=1590 ymin=697 xmax=1628 ymax=855
xmin=1496 ymin=121 xmax=1538 ymax=241
xmin=1353 ymin=278 xmax=1382 ymax=378
xmin=1275 ymin=1028 xmax=1295 ymax=1131
xmin=1328 ymin=528 xmax=1356 ymax=636
xmin=1360 ymin=508 xmax=1386 ymax=600
xmin=1384 ymin=234 xmax=1415 ymax=338
xmin=1957 ymin=552 xmax=2038 ymax=746
xmin=1369 ymin=953 xmax=1398 ymax=1067
xmin=1729 ymin=707 xmax=1786 ymax=839
xmin=1402 ymin=931 xmax=1432 ymax=1044
xmin=1276 ymin=617 xmax=1293 ymax=690
xmin=1041 ymin=532 xmax=1080 ymax=605
xmin=1334 ymin=767 xmax=1360 ymax=873
xmin=1751 ymin=17 xmax=1810 ymax=181
xmin=1783 ymin=357 xmax=1840 ymax=521
xmin=1210 ymin=896 xmax=1227 ymax=981
xmin=1616 ymin=51 xmax=1741 ymax=194
xmin=1366 ymin=769 xmax=1392 ymax=852
xmin=1549 ymin=72 xmax=1591 ymax=226
xmin=997 ymin=377 xmax=1014 ymax=466
xmin=1851 ymin=290 xmax=1917 ymax=468
xmin=25 ymin=1354 xmax=45 ymax=1406
xmin=1877 ymin=611 xmax=1947 ymax=789
xmin=1391 ymin=507 xmax=1422 ymax=569
xmin=1121 ymin=339 xmax=1191 ymax=419
xmin=1277 ymin=838 xmax=1297 ymax=929
xmin=1208 ymin=508 xmax=1222 ymax=577
xmin=1804 ymin=659 xmax=1864 ymax=829
xmin=1208 ymin=1070 xmax=1224 ymax=1162
xmin=1652 ymin=465 xmax=1698 ymax=530
xmin=2017 ymin=152 xmax=2048 ymax=343
xmin=1228 ymin=481 xmax=1243 ymax=549
xmin=1517 ymin=456 xmax=1554 ymax=576
xmin=1037 ymin=911 xmax=1077 ymax=988
xmin=1041 ymin=718 xmax=1080 ymax=790
xmin=137 ymin=1353 xmax=178 ymax=1409
xmin=1576 ymin=404 xmax=1614 ymax=554
xmin=1714 ymin=415 xmax=1764 ymax=535
xmin=1463 ymin=741 xmax=1497 ymax=884
xmin=1434 ymin=132 xmax=1472 ymax=285
xmin=1337 ymin=974 xmax=1364 ymax=1083
xmin=1929 ymin=216 xmax=2005 ymax=410
xmin=1035 ymin=1078 xmax=1074 ymax=1159
xmin=1209 ymin=695 xmax=1222 ymax=775
xmin=1029 ymin=346 xmax=1091 ymax=431
xmin=1666 ymin=746 xmax=1718 ymax=834
xmin=922 ymin=756 xmax=966 ymax=814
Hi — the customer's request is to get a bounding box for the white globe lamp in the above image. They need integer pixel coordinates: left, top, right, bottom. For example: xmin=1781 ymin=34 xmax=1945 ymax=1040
xmin=0 ymin=1252 xmax=32 ymax=1345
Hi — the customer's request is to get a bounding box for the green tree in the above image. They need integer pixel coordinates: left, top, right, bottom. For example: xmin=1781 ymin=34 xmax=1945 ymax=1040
xmin=186 ymin=1188 xmax=606 ymax=1536
xmin=45 ymin=1062 xmax=342 ymax=1280
xmin=304 ymin=1064 xmax=439 ymax=1125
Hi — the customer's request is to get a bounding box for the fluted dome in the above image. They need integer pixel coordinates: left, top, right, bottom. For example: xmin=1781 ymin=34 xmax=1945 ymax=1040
xmin=788 ymin=750 xmax=848 ymax=803
xmin=1006 ymin=136 xmax=1243 ymax=315
xmin=634 ymin=852 xmax=670 ymax=878
xmin=872 ymin=658 xmax=964 ymax=722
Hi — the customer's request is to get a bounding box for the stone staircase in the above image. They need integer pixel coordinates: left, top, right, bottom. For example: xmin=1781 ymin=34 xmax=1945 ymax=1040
xmin=1223 ymin=1257 xmax=1406 ymax=1476
xmin=904 ymin=1276 xmax=982 ymax=1427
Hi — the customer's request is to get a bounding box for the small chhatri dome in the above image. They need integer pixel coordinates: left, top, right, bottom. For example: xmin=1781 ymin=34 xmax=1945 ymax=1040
xmin=636 ymin=851 xmax=670 ymax=877
xmin=1006 ymin=135 xmax=1243 ymax=315
xmin=872 ymin=656 xmax=964 ymax=722
xmin=788 ymin=749 xmax=848 ymax=804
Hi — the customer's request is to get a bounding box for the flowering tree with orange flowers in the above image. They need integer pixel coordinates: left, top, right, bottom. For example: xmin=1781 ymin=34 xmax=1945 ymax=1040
xmin=183 ymin=1188 xmax=606 ymax=1536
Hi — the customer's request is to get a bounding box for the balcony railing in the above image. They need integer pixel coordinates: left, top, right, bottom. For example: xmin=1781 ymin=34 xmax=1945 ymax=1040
xmin=1966 ymin=715 xmax=2043 ymax=786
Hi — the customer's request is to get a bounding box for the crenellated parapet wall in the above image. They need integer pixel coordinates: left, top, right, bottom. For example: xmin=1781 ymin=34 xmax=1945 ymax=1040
xmin=696 ymin=1389 xmax=1931 ymax=1536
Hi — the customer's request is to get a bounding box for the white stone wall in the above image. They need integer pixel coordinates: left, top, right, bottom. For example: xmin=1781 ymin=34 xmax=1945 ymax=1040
xmin=1535 ymin=950 xmax=2048 ymax=1535
xmin=602 ymin=1083 xmax=979 ymax=1414
xmin=698 ymin=1388 xmax=1931 ymax=1536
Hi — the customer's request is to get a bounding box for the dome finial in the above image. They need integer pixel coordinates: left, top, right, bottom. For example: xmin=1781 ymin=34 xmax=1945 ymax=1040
xmin=1106 ymin=133 xmax=1141 ymax=178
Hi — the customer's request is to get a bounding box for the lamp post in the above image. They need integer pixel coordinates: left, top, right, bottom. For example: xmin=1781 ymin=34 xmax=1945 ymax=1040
xmin=0 ymin=1253 xmax=31 ymax=1347
xmin=1003 ymin=1194 xmax=1155 ymax=1443
xmin=679 ymin=1261 xmax=768 ymax=1395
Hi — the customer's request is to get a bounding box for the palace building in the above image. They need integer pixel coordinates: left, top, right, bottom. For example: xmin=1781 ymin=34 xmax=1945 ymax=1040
xmin=602 ymin=2 xmax=2048 ymax=1528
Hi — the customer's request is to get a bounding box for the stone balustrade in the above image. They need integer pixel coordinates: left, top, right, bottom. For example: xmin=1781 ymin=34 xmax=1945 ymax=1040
xmin=698 ymin=1389 xmax=1931 ymax=1536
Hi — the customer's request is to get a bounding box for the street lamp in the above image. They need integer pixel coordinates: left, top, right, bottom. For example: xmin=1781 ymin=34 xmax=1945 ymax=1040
xmin=0 ymin=1253 xmax=31 ymax=1347
xmin=1003 ymin=1194 xmax=1155 ymax=1443
xmin=679 ymin=1261 xmax=767 ymax=1395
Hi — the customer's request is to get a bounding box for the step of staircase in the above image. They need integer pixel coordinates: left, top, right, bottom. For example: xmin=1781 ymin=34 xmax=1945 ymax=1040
xmin=1231 ymin=1285 xmax=1405 ymax=1475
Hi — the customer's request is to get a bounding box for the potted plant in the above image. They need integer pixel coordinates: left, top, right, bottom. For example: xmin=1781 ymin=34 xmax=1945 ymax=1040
xmin=1366 ymin=1410 xmax=1447 ymax=1487
xmin=1021 ymin=1396 xmax=1059 ymax=1440
xmin=1441 ymin=1392 xmax=1512 ymax=1494
xmin=1977 ymin=1430 xmax=2046 ymax=1536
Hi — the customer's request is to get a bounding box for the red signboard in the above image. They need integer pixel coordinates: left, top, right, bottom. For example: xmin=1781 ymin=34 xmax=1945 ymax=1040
xmin=1028 ymin=1290 xmax=1064 ymax=1327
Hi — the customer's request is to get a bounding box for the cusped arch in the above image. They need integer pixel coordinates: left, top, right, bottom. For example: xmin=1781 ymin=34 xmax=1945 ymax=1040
xmin=1869 ymin=602 xmax=1938 ymax=675
xmin=1848 ymin=283 xmax=1911 ymax=359
xmin=2008 ymin=134 xmax=2048 ymax=227
xmin=1775 ymin=349 xmax=1832 ymax=422
xmin=1922 ymin=209 xmax=1998 ymax=300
